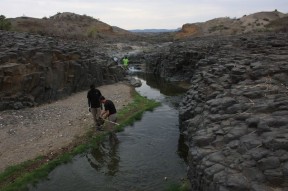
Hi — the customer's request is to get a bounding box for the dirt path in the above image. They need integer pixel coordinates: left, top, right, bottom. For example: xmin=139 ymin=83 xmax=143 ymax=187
xmin=0 ymin=82 xmax=133 ymax=173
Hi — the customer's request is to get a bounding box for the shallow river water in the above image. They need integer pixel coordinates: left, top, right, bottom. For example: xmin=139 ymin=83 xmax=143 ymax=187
xmin=29 ymin=74 xmax=188 ymax=191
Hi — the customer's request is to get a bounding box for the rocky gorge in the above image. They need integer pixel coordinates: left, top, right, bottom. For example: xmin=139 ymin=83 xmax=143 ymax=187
xmin=0 ymin=30 xmax=125 ymax=111
xmin=1 ymin=26 xmax=288 ymax=190
xmin=142 ymin=33 xmax=288 ymax=190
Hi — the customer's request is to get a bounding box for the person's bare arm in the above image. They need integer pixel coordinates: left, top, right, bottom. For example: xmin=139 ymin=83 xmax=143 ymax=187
xmin=100 ymin=110 xmax=110 ymax=119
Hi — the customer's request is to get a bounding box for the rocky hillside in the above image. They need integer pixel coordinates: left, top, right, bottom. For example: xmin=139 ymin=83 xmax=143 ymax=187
xmin=141 ymin=32 xmax=288 ymax=190
xmin=8 ymin=12 xmax=133 ymax=40
xmin=0 ymin=30 xmax=125 ymax=111
xmin=175 ymin=10 xmax=288 ymax=39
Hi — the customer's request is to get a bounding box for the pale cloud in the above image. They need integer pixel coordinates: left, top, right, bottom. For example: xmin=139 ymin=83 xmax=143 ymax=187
xmin=0 ymin=0 xmax=287 ymax=29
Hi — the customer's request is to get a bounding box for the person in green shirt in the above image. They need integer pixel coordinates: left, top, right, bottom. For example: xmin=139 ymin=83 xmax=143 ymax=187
xmin=122 ymin=56 xmax=129 ymax=70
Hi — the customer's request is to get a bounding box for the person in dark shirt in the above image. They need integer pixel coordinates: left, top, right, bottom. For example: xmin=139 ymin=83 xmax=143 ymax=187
xmin=100 ymin=96 xmax=119 ymax=143
xmin=87 ymin=84 xmax=102 ymax=129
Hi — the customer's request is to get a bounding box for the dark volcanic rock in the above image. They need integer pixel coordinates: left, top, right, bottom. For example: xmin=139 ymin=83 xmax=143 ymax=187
xmin=143 ymin=33 xmax=288 ymax=190
xmin=0 ymin=30 xmax=125 ymax=111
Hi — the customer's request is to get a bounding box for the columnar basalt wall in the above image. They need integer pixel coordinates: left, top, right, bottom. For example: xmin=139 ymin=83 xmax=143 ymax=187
xmin=144 ymin=33 xmax=288 ymax=191
xmin=0 ymin=31 xmax=124 ymax=110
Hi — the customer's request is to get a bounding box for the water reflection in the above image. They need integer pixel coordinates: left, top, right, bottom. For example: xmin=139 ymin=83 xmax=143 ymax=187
xmin=87 ymin=141 xmax=120 ymax=176
xmin=135 ymin=73 xmax=188 ymax=96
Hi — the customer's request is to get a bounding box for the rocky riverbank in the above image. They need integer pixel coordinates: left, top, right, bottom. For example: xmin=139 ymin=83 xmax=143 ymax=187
xmin=1 ymin=28 xmax=288 ymax=190
xmin=0 ymin=82 xmax=133 ymax=173
xmin=143 ymin=33 xmax=288 ymax=190
xmin=0 ymin=30 xmax=125 ymax=111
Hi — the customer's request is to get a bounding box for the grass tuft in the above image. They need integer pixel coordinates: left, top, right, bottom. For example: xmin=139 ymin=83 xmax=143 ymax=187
xmin=165 ymin=179 xmax=191 ymax=191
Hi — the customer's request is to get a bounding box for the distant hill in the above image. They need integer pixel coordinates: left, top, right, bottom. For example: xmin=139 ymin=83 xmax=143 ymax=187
xmin=129 ymin=29 xmax=179 ymax=33
xmin=175 ymin=10 xmax=288 ymax=39
xmin=8 ymin=12 xmax=132 ymax=40
xmin=5 ymin=10 xmax=288 ymax=41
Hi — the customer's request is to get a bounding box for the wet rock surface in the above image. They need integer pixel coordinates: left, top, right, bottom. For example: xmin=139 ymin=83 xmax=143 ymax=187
xmin=144 ymin=33 xmax=288 ymax=190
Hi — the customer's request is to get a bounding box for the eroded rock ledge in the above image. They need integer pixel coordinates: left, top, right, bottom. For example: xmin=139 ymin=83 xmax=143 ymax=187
xmin=0 ymin=31 xmax=124 ymax=111
xmin=144 ymin=33 xmax=288 ymax=190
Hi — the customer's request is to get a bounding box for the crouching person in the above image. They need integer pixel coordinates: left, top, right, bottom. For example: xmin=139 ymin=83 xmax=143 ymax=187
xmin=99 ymin=96 xmax=119 ymax=143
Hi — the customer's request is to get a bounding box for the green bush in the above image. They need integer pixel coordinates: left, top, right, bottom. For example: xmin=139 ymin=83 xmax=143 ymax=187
xmin=87 ymin=26 xmax=98 ymax=38
xmin=208 ymin=24 xmax=228 ymax=33
xmin=0 ymin=15 xmax=11 ymax=30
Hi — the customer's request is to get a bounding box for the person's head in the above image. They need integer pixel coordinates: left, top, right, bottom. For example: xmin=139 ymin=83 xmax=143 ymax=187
xmin=90 ymin=84 xmax=95 ymax=89
xmin=99 ymin=96 xmax=106 ymax=103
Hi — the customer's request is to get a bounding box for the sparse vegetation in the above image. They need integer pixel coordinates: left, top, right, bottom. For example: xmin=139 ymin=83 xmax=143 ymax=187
xmin=87 ymin=26 xmax=99 ymax=37
xmin=0 ymin=15 xmax=11 ymax=30
xmin=5 ymin=12 xmax=130 ymax=40
xmin=208 ymin=24 xmax=229 ymax=33
xmin=267 ymin=17 xmax=288 ymax=32
xmin=115 ymin=90 xmax=160 ymax=132
xmin=165 ymin=179 xmax=190 ymax=191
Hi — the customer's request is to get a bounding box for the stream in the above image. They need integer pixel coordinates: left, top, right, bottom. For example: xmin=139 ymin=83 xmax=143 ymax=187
xmin=29 ymin=73 xmax=189 ymax=191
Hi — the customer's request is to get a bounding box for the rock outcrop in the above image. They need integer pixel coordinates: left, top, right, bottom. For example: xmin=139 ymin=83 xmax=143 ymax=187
xmin=143 ymin=33 xmax=288 ymax=190
xmin=175 ymin=23 xmax=200 ymax=39
xmin=174 ymin=11 xmax=287 ymax=39
xmin=0 ymin=30 xmax=124 ymax=111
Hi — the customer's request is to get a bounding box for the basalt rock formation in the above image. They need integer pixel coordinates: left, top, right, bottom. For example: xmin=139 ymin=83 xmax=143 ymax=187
xmin=0 ymin=30 xmax=124 ymax=111
xmin=143 ymin=32 xmax=288 ymax=190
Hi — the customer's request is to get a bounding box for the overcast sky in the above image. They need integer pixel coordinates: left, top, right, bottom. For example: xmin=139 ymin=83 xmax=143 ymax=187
xmin=1 ymin=0 xmax=287 ymax=30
